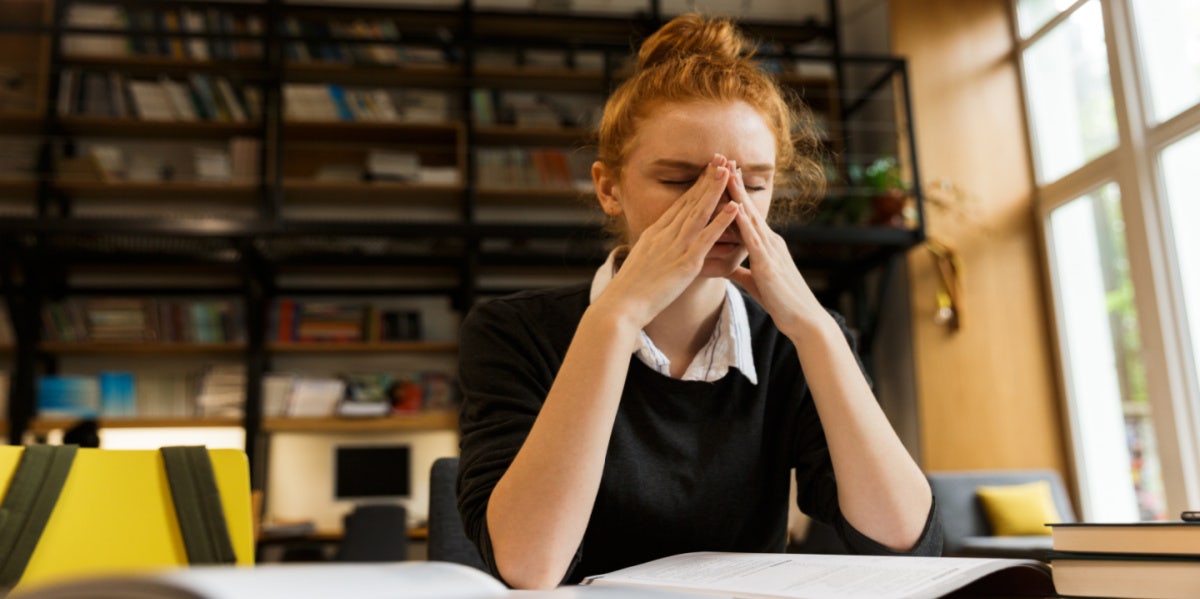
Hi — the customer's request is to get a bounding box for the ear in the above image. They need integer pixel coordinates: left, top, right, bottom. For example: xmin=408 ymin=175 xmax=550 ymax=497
xmin=592 ymin=161 xmax=622 ymax=217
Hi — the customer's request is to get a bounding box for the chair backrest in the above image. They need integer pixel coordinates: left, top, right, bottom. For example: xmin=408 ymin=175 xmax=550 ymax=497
xmin=427 ymin=457 xmax=486 ymax=570
xmin=927 ymin=469 xmax=1076 ymax=555
xmin=336 ymin=503 xmax=409 ymax=562
xmin=0 ymin=446 xmax=255 ymax=593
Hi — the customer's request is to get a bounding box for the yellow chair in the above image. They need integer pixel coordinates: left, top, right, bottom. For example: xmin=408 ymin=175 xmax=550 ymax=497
xmin=0 ymin=445 xmax=255 ymax=594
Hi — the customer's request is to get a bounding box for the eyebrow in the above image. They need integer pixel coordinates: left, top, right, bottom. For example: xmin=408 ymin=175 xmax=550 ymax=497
xmin=647 ymin=159 xmax=775 ymax=173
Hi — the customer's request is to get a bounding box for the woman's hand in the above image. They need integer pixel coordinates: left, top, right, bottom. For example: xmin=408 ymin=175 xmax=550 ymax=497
xmin=596 ymin=154 xmax=740 ymax=329
xmin=725 ymin=163 xmax=828 ymax=338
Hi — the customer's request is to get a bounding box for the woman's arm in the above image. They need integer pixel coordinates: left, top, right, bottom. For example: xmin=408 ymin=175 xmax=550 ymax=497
xmin=485 ymin=157 xmax=739 ymax=589
xmin=727 ymin=167 xmax=931 ymax=551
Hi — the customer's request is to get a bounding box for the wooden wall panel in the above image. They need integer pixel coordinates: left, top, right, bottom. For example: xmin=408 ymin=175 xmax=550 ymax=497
xmin=890 ymin=0 xmax=1069 ymax=473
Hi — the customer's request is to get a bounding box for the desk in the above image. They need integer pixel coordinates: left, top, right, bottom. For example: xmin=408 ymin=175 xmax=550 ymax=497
xmin=255 ymin=526 xmax=429 ymax=562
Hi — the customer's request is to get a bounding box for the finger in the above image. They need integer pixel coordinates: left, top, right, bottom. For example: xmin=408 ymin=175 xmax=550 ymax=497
xmin=691 ymin=201 xmax=739 ymax=254
xmin=726 ymin=164 xmax=752 ymax=206
xmin=661 ymin=155 xmax=728 ymax=234
xmin=683 ymin=157 xmax=730 ymax=230
xmin=734 ymin=202 xmax=766 ymax=253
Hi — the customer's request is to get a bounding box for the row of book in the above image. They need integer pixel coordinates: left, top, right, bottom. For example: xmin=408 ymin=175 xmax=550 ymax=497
xmin=283 ymin=84 xmax=452 ymax=123
xmin=1048 ymin=520 xmax=1199 ymax=599
xmin=281 ymin=17 xmax=451 ymax=66
xmin=471 ymin=89 xmax=604 ymax=129
xmin=476 ymin=147 xmax=594 ymax=191
xmin=33 ymin=367 xmax=458 ymax=421
xmin=58 ymin=138 xmax=260 ymax=184
xmin=306 ymin=149 xmax=459 ymax=186
xmin=42 ymin=298 xmax=245 ymax=344
xmin=264 ymin=370 xmax=456 ymax=419
xmin=63 ymin=3 xmax=263 ymax=61
xmin=274 ymin=300 xmax=424 ymax=344
xmin=58 ymin=69 xmax=259 ymax=123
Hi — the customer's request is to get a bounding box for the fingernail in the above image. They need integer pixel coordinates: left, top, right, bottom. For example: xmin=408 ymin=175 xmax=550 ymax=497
xmin=714 ymin=166 xmax=727 ymax=179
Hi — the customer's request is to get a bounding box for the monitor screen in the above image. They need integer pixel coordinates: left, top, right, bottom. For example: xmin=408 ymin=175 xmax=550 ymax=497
xmin=333 ymin=444 xmax=411 ymax=500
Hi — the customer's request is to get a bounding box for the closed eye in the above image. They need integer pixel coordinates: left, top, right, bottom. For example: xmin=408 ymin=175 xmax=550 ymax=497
xmin=660 ymin=179 xmax=697 ymax=187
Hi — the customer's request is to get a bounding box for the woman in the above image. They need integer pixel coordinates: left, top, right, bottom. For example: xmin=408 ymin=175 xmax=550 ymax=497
xmin=456 ymin=13 xmax=941 ymax=590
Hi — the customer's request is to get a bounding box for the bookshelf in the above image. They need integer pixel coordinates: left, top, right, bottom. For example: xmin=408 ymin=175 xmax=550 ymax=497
xmin=0 ymin=0 xmax=925 ymax=491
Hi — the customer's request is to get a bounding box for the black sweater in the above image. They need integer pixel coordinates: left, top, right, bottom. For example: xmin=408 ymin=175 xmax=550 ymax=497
xmin=456 ymin=283 xmax=942 ymax=585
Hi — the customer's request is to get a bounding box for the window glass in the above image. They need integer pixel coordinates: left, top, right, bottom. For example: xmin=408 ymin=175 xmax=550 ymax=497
xmin=1160 ymin=131 xmax=1200 ymax=407
xmin=1023 ymin=0 xmax=1118 ymax=183
xmin=1016 ymin=0 xmax=1077 ymax=38
xmin=1048 ymin=183 xmax=1167 ymax=521
xmin=1130 ymin=0 xmax=1200 ymax=124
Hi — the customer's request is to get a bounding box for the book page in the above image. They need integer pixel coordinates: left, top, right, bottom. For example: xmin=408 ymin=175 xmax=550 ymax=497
xmin=13 ymin=562 xmax=508 ymax=599
xmin=582 ymin=552 xmax=1052 ymax=599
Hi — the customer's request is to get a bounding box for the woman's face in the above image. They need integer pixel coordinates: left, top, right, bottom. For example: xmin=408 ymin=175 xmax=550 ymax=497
xmin=597 ymin=100 xmax=777 ymax=278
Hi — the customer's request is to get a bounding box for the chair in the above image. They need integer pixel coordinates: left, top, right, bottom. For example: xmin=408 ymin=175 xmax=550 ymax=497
xmin=928 ymin=469 xmax=1076 ymax=560
xmin=427 ymin=457 xmax=487 ymax=570
xmin=336 ymin=504 xmax=409 ymax=562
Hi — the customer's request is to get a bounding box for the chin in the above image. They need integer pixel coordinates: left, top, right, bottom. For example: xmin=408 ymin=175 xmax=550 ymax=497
xmin=699 ymin=247 xmax=747 ymax=278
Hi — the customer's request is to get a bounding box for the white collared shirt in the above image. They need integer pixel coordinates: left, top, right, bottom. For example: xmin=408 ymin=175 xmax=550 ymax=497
xmin=589 ymin=249 xmax=758 ymax=384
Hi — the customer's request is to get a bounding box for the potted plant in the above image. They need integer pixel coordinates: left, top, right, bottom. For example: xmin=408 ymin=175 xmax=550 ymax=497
xmin=848 ymin=156 xmax=910 ymax=227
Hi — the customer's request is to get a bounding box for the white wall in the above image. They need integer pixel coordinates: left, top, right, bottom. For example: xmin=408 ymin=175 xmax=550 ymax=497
xmin=267 ymin=429 xmax=460 ymax=530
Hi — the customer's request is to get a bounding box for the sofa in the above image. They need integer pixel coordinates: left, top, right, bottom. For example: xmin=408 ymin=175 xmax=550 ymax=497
xmin=927 ymin=469 xmax=1075 ymax=560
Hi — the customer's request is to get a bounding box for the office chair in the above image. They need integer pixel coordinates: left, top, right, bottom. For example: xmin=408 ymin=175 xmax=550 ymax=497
xmin=427 ymin=457 xmax=487 ymax=570
xmin=336 ymin=503 xmax=409 ymax=562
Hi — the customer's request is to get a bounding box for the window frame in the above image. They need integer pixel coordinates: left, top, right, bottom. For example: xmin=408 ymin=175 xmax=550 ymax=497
xmin=1013 ymin=0 xmax=1200 ymax=519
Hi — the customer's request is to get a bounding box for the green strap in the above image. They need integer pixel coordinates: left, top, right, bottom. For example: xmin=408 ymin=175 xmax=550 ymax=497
xmin=0 ymin=445 xmax=79 ymax=590
xmin=160 ymin=446 xmax=236 ymax=565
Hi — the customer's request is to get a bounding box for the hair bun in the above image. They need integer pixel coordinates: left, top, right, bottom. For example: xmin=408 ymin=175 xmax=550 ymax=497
xmin=637 ymin=14 xmax=750 ymax=71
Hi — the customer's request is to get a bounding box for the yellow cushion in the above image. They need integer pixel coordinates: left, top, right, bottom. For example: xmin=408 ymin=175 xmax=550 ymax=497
xmin=975 ymin=480 xmax=1062 ymax=536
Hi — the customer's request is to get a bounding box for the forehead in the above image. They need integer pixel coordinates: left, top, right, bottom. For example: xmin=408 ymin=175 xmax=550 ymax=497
xmin=628 ymin=100 xmax=776 ymax=166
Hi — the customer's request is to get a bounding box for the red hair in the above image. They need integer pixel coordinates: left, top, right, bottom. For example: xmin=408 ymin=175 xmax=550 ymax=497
xmin=595 ymin=14 xmax=825 ymax=226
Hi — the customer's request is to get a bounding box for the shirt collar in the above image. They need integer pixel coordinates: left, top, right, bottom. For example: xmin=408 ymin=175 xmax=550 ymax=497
xmin=589 ymin=248 xmax=758 ymax=384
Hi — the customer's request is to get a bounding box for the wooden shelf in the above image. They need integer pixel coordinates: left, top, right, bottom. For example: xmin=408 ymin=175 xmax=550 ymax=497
xmin=475 ymin=66 xmax=610 ymax=92
xmin=263 ymin=411 xmax=457 ymax=432
xmin=56 ymin=181 xmax=259 ymax=201
xmin=284 ymin=62 xmax=462 ymax=87
xmin=0 ymin=111 xmax=43 ymax=135
xmin=474 ymin=125 xmax=589 ymax=146
xmin=61 ymin=53 xmax=266 ymax=74
xmin=0 ymin=178 xmax=38 ymax=195
xmin=477 ymin=187 xmax=593 ymax=206
xmin=30 ymin=417 xmax=243 ymax=434
xmin=268 ymin=341 xmax=457 ymax=354
xmin=58 ymin=116 xmax=259 ymax=139
xmin=284 ymin=180 xmax=463 ymax=203
xmin=39 ymin=342 xmax=245 ymax=354
xmin=282 ymin=120 xmax=461 ymax=144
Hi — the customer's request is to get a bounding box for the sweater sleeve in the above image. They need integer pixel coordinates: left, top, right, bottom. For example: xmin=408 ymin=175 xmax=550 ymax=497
xmin=454 ymin=297 xmax=584 ymax=584
xmin=791 ymin=310 xmax=944 ymax=557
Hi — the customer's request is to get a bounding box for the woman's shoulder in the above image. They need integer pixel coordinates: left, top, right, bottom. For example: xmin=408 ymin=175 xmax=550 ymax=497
xmin=464 ymin=282 xmax=592 ymax=329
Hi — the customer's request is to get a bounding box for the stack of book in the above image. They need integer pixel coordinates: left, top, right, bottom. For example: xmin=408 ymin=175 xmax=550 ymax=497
xmin=1048 ymin=520 xmax=1200 ymax=599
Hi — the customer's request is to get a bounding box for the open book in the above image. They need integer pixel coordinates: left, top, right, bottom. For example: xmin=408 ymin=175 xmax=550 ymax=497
xmin=581 ymin=552 xmax=1053 ymax=599
xmin=10 ymin=553 xmax=1053 ymax=599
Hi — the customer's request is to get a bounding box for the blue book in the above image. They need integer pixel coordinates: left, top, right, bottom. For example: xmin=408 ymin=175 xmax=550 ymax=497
xmin=37 ymin=375 xmax=100 ymax=418
xmin=327 ymin=85 xmax=354 ymax=121
xmin=99 ymin=371 xmax=136 ymax=417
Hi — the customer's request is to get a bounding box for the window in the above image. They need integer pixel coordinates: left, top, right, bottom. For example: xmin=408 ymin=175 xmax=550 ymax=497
xmin=1016 ymin=0 xmax=1200 ymax=521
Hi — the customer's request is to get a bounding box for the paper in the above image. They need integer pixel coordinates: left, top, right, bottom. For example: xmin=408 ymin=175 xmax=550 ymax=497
xmin=583 ymin=552 xmax=1052 ymax=599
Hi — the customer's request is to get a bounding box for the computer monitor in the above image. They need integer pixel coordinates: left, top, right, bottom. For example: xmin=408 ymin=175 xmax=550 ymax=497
xmin=333 ymin=444 xmax=411 ymax=501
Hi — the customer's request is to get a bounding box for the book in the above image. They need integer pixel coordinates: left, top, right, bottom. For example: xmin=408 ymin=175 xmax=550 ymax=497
xmin=8 ymin=553 xmax=1054 ymax=599
xmin=1049 ymin=521 xmax=1200 ymax=555
xmin=581 ymin=552 xmax=1054 ymax=599
xmin=1049 ymin=552 xmax=1200 ymax=599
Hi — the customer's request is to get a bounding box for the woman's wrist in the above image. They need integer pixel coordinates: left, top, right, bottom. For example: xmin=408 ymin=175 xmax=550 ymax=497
xmin=581 ymin=299 xmax=644 ymax=350
xmin=779 ymin=308 xmax=840 ymax=349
